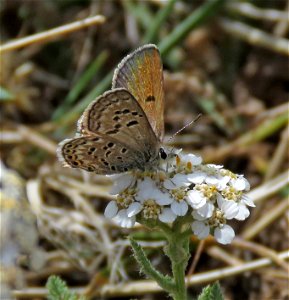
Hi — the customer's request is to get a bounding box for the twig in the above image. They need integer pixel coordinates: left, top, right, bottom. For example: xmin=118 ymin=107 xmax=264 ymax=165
xmin=206 ymin=246 xmax=243 ymax=266
xmin=246 ymin=170 xmax=289 ymax=204
xmin=265 ymin=125 xmax=289 ymax=181
xmin=48 ymin=176 xmax=113 ymax=200
xmin=219 ymin=18 xmax=289 ymax=56
xmin=17 ymin=125 xmax=57 ymax=155
xmin=0 ymin=15 xmax=106 ymax=53
xmin=232 ymin=238 xmax=289 ymax=273
xmin=273 ymin=0 xmax=289 ymax=36
xmin=203 ymin=112 xmax=288 ymax=162
xmin=13 ymin=250 xmax=289 ymax=298
xmin=241 ymin=196 xmax=289 ymax=240
xmin=226 ymin=2 xmax=289 ymax=22
xmin=187 ymin=240 xmax=205 ymax=276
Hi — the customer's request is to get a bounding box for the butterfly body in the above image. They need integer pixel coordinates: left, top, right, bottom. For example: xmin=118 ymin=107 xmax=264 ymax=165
xmin=57 ymin=44 xmax=165 ymax=174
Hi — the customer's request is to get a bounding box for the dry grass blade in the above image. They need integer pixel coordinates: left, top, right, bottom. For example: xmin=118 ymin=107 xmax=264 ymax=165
xmin=0 ymin=15 xmax=106 ymax=53
xmin=219 ymin=18 xmax=289 ymax=55
xmin=13 ymin=250 xmax=289 ymax=298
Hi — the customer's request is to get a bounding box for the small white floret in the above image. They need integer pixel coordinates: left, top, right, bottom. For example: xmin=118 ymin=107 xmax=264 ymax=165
xmin=104 ymin=201 xmax=118 ymax=218
xmin=191 ymin=221 xmax=210 ymax=239
xmin=214 ymin=225 xmax=235 ymax=244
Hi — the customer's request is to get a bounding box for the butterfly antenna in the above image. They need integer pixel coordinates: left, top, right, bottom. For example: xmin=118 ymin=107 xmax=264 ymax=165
xmin=164 ymin=114 xmax=202 ymax=172
xmin=168 ymin=114 xmax=202 ymax=142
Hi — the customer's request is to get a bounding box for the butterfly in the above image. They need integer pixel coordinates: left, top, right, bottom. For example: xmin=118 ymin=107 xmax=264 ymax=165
xmin=57 ymin=44 xmax=166 ymax=174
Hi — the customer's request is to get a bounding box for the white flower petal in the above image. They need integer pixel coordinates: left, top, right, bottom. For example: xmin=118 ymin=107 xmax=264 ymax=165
xmin=221 ymin=200 xmax=239 ymax=219
xmin=164 ymin=174 xmax=191 ymax=190
xmin=217 ymin=193 xmax=225 ymax=208
xmin=242 ymin=195 xmax=255 ymax=207
xmin=191 ymin=221 xmax=210 ymax=239
xmin=197 ymin=202 xmax=214 ymax=218
xmin=127 ymin=202 xmax=142 ymax=217
xmin=217 ymin=176 xmax=230 ymax=190
xmin=163 ymin=179 xmax=176 ymax=190
xmin=205 ymin=176 xmax=219 ymax=185
xmin=136 ymin=178 xmax=157 ymax=201
xmin=214 ymin=225 xmax=235 ymax=244
xmin=171 ymin=201 xmax=188 ymax=216
xmin=187 ymin=190 xmax=207 ymax=209
xmin=231 ymin=177 xmax=247 ymax=191
xmin=114 ymin=209 xmax=135 ymax=228
xmin=104 ymin=201 xmax=118 ymax=218
xmin=234 ymin=204 xmax=250 ymax=220
xmin=192 ymin=210 xmax=207 ymax=221
xmin=155 ymin=190 xmax=174 ymax=205
xmin=207 ymin=164 xmax=223 ymax=169
xmin=184 ymin=154 xmax=203 ymax=165
xmin=109 ymin=174 xmax=134 ymax=195
xmin=187 ymin=172 xmax=206 ymax=184
xmin=244 ymin=178 xmax=250 ymax=191
xmin=159 ymin=208 xmax=177 ymax=223
xmin=172 ymin=174 xmax=191 ymax=187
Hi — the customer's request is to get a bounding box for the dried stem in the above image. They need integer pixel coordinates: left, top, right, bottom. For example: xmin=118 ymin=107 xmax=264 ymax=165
xmin=0 ymin=15 xmax=106 ymax=53
xmin=241 ymin=197 xmax=289 ymax=240
xmin=13 ymin=250 xmax=289 ymax=298
xmin=219 ymin=18 xmax=289 ymax=56
xmin=226 ymin=2 xmax=289 ymax=22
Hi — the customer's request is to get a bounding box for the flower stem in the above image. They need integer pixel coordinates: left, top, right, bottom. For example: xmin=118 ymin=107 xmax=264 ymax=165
xmin=164 ymin=220 xmax=190 ymax=300
xmin=130 ymin=237 xmax=175 ymax=293
xmin=131 ymin=217 xmax=191 ymax=300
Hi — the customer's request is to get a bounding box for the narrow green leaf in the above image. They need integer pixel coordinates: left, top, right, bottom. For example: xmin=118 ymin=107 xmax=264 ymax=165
xmin=55 ymin=70 xmax=113 ymax=127
xmin=159 ymin=0 xmax=226 ymax=56
xmin=123 ymin=0 xmax=153 ymax=29
xmin=52 ymin=50 xmax=108 ymax=120
xmin=143 ymin=0 xmax=177 ymax=44
xmin=0 ymin=86 xmax=14 ymax=101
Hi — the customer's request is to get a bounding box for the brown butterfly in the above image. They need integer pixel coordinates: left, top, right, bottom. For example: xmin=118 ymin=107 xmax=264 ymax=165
xmin=57 ymin=44 xmax=166 ymax=174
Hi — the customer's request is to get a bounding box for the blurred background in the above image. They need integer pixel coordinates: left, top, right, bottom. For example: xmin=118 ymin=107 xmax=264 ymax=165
xmin=0 ymin=0 xmax=288 ymax=299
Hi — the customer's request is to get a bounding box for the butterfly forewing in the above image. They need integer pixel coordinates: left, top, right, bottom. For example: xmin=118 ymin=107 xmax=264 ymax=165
xmin=112 ymin=44 xmax=164 ymax=141
xmin=57 ymin=134 xmax=150 ymax=174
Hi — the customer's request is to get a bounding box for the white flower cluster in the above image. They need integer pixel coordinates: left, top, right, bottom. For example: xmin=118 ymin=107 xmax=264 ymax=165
xmin=104 ymin=149 xmax=254 ymax=244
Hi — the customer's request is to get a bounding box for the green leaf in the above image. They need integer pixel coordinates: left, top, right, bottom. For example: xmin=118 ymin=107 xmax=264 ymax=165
xmin=129 ymin=237 xmax=175 ymax=293
xmin=52 ymin=50 xmax=108 ymax=120
xmin=197 ymin=282 xmax=224 ymax=300
xmin=143 ymin=0 xmax=177 ymax=44
xmin=0 ymin=86 xmax=14 ymax=101
xmin=46 ymin=275 xmax=86 ymax=300
xmin=158 ymin=0 xmax=226 ymax=56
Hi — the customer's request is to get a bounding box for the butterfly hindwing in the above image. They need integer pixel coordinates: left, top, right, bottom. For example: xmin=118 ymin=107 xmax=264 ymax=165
xmin=57 ymin=134 xmax=150 ymax=174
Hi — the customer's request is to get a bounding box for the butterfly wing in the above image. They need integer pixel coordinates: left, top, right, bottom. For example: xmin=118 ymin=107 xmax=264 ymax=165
xmin=58 ymin=88 xmax=160 ymax=174
xmin=57 ymin=134 xmax=151 ymax=174
xmin=112 ymin=44 xmax=164 ymax=141
xmin=78 ymin=88 xmax=159 ymax=154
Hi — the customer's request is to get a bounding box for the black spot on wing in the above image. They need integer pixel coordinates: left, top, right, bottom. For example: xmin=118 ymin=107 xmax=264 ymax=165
xmin=145 ymin=95 xmax=155 ymax=102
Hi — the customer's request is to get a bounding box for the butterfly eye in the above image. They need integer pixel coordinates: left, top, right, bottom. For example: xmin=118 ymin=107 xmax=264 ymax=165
xmin=159 ymin=148 xmax=167 ymax=160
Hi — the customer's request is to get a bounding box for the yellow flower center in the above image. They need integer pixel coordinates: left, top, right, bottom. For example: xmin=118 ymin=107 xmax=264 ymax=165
xmin=142 ymin=199 xmax=161 ymax=219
